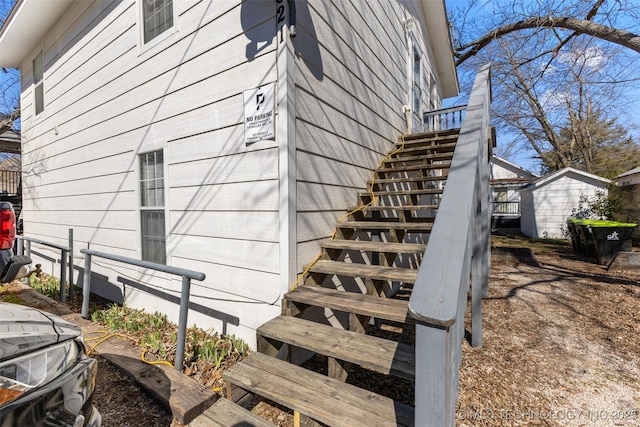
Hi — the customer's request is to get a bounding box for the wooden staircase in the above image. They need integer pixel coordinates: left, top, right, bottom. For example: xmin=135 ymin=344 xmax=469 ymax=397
xmin=195 ymin=129 xmax=460 ymax=426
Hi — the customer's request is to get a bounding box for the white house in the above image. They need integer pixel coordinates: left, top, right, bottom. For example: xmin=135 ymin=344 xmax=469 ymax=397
xmin=490 ymin=155 xmax=538 ymax=227
xmin=0 ymin=0 xmax=458 ymax=347
xmin=519 ymin=167 xmax=610 ymax=239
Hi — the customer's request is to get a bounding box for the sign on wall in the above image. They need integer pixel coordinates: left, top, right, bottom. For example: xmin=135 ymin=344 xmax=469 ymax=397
xmin=243 ymin=83 xmax=275 ymax=144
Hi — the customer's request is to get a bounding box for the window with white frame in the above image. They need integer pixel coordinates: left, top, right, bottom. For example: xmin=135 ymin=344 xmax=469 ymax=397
xmin=140 ymin=150 xmax=166 ymax=264
xmin=143 ymin=0 xmax=173 ymax=44
xmin=33 ymin=50 xmax=44 ymax=115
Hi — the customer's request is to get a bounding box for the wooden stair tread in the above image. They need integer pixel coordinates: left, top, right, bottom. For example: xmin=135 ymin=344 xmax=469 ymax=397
xmin=371 ymin=175 xmax=448 ymax=185
xmin=400 ymin=129 xmax=459 ymax=142
xmin=393 ymin=142 xmax=457 ymax=155
xmin=223 ymin=352 xmax=414 ymax=427
xmin=258 ymin=316 xmax=415 ymax=380
xmin=338 ymin=220 xmax=434 ymax=231
xmin=309 ymin=260 xmax=418 ymax=283
xmin=190 ymin=398 xmax=276 ymax=427
xmin=353 ymin=204 xmax=438 ymax=212
xmin=384 ymin=152 xmax=453 ymax=164
xmin=365 ymin=188 xmax=443 ymax=196
xmin=322 ymin=239 xmax=426 ymax=254
xmin=285 ymin=285 xmax=413 ymax=323
xmin=377 ymin=162 xmax=451 ymax=173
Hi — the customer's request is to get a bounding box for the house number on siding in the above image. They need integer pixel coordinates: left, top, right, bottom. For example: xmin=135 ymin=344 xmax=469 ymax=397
xmin=276 ymin=0 xmax=287 ymax=43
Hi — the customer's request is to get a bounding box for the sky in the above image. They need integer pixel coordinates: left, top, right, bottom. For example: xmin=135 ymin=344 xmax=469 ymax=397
xmin=443 ymin=0 xmax=640 ymax=175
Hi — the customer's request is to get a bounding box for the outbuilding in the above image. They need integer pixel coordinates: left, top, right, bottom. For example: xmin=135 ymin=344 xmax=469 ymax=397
xmin=519 ymin=167 xmax=611 ymax=239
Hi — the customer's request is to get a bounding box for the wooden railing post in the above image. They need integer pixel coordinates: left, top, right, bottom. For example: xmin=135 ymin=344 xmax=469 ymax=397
xmin=414 ymin=322 xmax=456 ymax=425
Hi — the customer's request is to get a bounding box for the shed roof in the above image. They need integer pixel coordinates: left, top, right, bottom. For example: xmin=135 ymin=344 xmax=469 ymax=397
xmin=491 ymin=155 xmax=539 ymax=179
xmin=617 ymin=166 xmax=640 ymax=178
xmin=518 ymin=167 xmax=610 ymax=193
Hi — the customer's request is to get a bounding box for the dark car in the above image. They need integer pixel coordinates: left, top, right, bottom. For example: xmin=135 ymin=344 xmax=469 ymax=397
xmin=0 ymin=202 xmax=101 ymax=426
xmin=0 ymin=304 xmax=101 ymax=427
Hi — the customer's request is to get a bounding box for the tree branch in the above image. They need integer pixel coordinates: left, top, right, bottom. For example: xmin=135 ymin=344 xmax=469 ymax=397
xmin=456 ymin=16 xmax=640 ymax=65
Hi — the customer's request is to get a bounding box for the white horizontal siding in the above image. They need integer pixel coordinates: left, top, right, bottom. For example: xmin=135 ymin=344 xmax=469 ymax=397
xmin=20 ymin=0 xmax=283 ymax=345
xmin=294 ymin=0 xmax=442 ymax=267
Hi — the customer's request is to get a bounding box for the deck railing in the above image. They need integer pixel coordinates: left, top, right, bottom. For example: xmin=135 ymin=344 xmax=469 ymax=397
xmin=409 ymin=64 xmax=491 ymax=426
xmin=492 ymin=201 xmax=520 ymax=215
xmin=423 ymin=105 xmax=467 ymax=131
xmin=0 ymin=169 xmax=20 ymax=194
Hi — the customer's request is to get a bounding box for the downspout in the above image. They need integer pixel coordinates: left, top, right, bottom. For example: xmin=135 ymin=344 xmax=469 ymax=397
xmin=287 ymin=0 xmax=296 ymax=36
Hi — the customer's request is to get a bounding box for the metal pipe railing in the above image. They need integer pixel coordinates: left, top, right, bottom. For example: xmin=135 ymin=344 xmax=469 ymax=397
xmin=80 ymin=248 xmax=206 ymax=371
xmin=17 ymin=235 xmax=70 ymax=304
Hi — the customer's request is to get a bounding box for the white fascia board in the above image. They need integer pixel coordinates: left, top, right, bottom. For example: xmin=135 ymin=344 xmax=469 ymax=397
xmin=419 ymin=0 xmax=459 ymax=98
xmin=0 ymin=0 xmax=75 ymax=68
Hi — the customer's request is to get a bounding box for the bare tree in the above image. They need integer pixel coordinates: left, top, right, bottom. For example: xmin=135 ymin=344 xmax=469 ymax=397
xmin=452 ymin=0 xmax=640 ymax=65
xmin=0 ymin=0 xmax=19 ymax=133
xmin=448 ymin=0 xmax=640 ymax=176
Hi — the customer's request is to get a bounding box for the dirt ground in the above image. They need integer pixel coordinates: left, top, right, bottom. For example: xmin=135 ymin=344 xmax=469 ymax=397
xmin=2 ymin=235 xmax=639 ymax=426
xmin=457 ymin=236 xmax=640 ymax=426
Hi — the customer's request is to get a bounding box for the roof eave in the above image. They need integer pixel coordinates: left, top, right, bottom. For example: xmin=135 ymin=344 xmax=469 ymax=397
xmin=420 ymin=0 xmax=459 ymax=98
xmin=0 ymin=0 xmax=75 ymax=68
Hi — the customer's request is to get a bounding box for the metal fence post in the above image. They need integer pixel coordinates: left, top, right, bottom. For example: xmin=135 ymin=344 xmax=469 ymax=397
xmin=175 ymin=276 xmax=192 ymax=372
xmin=69 ymin=229 xmax=74 ymax=300
xmin=82 ymin=252 xmax=92 ymax=319
xmin=25 ymin=240 xmax=31 ymax=286
xmin=60 ymin=250 xmax=67 ymax=304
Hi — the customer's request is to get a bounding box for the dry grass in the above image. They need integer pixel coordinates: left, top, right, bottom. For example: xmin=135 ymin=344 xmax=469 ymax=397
xmin=457 ymin=236 xmax=640 ymax=426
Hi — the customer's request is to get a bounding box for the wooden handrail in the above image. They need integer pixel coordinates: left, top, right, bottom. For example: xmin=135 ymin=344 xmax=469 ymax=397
xmin=410 ymin=64 xmax=492 ymax=426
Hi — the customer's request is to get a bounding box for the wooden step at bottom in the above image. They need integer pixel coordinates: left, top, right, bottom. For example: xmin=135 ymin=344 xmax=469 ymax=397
xmin=322 ymin=239 xmax=426 ymax=255
xmin=258 ymin=315 xmax=415 ymax=380
xmin=284 ymin=286 xmax=413 ymax=324
xmin=223 ymin=352 xmax=414 ymax=427
xmin=189 ymin=398 xmax=276 ymax=427
xmin=309 ymin=260 xmax=418 ymax=283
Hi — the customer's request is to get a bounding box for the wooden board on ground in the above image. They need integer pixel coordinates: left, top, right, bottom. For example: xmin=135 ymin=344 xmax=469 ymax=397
xmin=62 ymin=313 xmax=217 ymax=425
xmin=189 ymin=398 xmax=276 ymax=427
xmin=608 ymin=251 xmax=640 ymax=271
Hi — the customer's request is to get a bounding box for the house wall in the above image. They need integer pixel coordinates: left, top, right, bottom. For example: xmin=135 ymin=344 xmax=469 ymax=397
xmin=520 ymin=175 xmax=608 ymax=239
xmin=17 ymin=0 xmax=448 ymax=347
xmin=19 ymin=0 xmax=282 ymax=346
xmin=491 ymin=161 xmax=521 ymax=180
xmin=294 ymin=0 xmax=445 ymax=265
xmin=618 ymin=174 xmax=640 ymax=186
